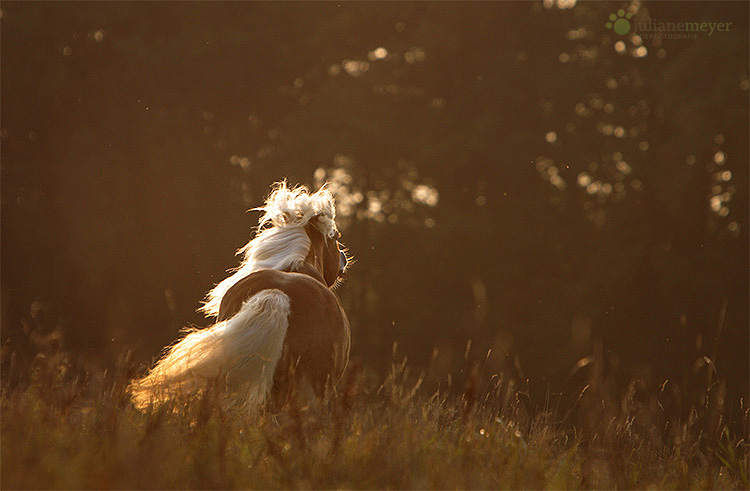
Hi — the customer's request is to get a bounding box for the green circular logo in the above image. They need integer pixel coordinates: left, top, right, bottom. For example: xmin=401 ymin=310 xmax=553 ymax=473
xmin=605 ymin=9 xmax=633 ymax=35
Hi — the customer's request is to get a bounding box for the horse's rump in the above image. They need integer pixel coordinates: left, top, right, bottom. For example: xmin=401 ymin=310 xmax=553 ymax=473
xmin=219 ymin=269 xmax=351 ymax=397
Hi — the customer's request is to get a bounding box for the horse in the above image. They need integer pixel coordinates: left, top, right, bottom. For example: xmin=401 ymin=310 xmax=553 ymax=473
xmin=129 ymin=181 xmax=351 ymax=410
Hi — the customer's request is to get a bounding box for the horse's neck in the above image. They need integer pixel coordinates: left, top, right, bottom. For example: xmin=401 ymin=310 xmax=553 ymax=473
xmin=291 ymin=227 xmax=327 ymax=285
xmin=288 ymin=262 xmax=326 ymax=285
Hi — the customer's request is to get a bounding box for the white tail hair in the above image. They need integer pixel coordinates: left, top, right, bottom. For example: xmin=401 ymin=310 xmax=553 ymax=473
xmin=130 ymin=289 xmax=291 ymax=409
xmin=200 ymin=181 xmax=337 ymax=317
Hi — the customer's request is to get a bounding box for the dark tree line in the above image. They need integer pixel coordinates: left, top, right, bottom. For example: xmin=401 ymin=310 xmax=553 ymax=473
xmin=2 ymin=1 xmax=747 ymax=413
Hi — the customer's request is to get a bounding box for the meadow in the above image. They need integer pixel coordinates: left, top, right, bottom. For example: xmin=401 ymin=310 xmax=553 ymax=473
xmin=2 ymin=346 xmax=747 ymax=489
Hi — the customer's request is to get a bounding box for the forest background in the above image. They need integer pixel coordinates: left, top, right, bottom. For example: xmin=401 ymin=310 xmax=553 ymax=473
xmin=2 ymin=0 xmax=748 ymax=430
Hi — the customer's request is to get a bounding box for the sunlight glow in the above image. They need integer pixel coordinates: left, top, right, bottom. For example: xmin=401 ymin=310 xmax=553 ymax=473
xmin=567 ymin=28 xmax=588 ymax=40
xmin=229 ymin=155 xmax=251 ymax=171
xmin=314 ymin=157 xmax=439 ymax=229
xmin=586 ymin=182 xmax=601 ymax=195
xmin=404 ymin=47 xmax=426 ymax=64
xmin=633 ymin=46 xmax=648 ymax=58
xmin=342 ymin=60 xmax=370 ymax=77
xmin=544 ymin=0 xmax=577 ymax=9
xmin=411 ymin=184 xmax=439 ymax=207
xmin=615 ymin=160 xmax=632 ymax=175
xmin=535 ymin=157 xmax=567 ymax=191
xmin=368 ymin=47 xmax=389 ymax=60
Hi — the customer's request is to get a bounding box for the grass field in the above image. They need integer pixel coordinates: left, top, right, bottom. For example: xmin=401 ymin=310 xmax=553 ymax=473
xmin=2 ymin=349 xmax=748 ymax=489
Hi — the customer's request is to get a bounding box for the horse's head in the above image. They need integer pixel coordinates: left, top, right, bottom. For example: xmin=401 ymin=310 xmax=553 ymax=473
xmin=304 ymin=214 xmax=347 ymax=287
xmin=199 ymin=181 xmax=350 ymax=318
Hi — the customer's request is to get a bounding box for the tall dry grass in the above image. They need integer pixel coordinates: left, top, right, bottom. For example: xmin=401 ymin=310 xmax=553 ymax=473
xmin=1 ymin=340 xmax=747 ymax=489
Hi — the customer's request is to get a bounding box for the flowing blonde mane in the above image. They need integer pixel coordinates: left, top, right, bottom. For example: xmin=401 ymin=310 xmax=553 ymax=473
xmin=200 ymin=181 xmax=337 ymax=317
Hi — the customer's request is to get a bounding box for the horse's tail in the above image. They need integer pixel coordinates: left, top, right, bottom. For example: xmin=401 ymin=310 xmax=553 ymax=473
xmin=129 ymin=289 xmax=291 ymax=410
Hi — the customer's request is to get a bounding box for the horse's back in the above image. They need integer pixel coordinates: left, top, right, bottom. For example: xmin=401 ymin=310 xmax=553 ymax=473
xmin=218 ymin=269 xmax=350 ymax=395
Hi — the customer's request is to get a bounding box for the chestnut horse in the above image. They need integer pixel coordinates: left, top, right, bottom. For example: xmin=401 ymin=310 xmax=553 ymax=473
xmin=130 ymin=182 xmax=350 ymax=409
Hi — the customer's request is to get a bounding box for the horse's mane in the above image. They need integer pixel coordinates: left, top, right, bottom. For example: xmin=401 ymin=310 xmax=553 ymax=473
xmin=200 ymin=181 xmax=337 ymax=317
